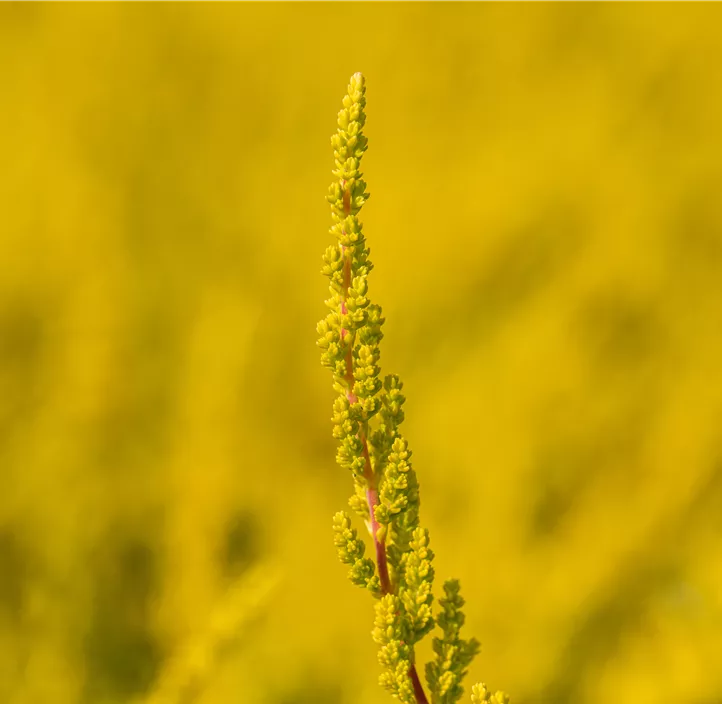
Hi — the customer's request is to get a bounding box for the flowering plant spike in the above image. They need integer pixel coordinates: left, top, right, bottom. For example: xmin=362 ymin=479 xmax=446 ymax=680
xmin=317 ymin=73 xmax=510 ymax=704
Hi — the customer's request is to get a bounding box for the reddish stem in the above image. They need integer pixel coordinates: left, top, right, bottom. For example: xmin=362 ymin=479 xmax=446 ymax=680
xmin=410 ymin=665 xmax=430 ymax=704
xmin=365 ymin=486 xmax=392 ymax=594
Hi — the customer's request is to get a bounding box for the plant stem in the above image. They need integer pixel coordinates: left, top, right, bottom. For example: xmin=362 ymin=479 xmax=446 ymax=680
xmin=410 ymin=665 xmax=430 ymax=704
xmin=365 ymin=485 xmax=392 ymax=594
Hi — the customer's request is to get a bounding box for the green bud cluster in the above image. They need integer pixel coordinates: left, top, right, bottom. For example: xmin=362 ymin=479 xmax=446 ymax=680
xmin=426 ymin=580 xmax=481 ymax=704
xmin=470 ymin=685 xmax=511 ymax=704
xmin=372 ymin=594 xmax=416 ymax=703
xmin=399 ymin=528 xmax=435 ymax=644
xmin=376 ymin=436 xmax=421 ymax=583
xmin=318 ymin=74 xmax=509 ymax=704
xmin=333 ymin=511 xmax=381 ymax=598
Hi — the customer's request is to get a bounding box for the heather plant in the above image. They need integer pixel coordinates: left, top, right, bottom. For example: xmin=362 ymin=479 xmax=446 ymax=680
xmin=317 ymin=73 xmax=510 ymax=704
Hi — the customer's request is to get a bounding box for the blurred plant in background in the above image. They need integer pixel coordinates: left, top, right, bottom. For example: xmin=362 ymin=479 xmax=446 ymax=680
xmin=142 ymin=564 xmax=279 ymax=704
xmin=1 ymin=4 xmax=722 ymax=704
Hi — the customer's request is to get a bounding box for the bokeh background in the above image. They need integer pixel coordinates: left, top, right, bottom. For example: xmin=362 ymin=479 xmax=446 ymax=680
xmin=2 ymin=4 xmax=722 ymax=703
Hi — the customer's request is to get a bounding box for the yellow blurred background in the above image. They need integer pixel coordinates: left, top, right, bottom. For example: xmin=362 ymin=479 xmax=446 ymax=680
xmin=1 ymin=4 xmax=722 ymax=703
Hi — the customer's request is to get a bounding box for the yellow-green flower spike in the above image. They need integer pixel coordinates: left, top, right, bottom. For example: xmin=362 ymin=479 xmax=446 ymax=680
xmin=372 ymin=594 xmax=416 ymax=703
xmin=425 ymin=580 xmax=480 ymax=703
xmin=318 ymin=74 xmax=509 ymax=704
xmin=376 ymin=436 xmax=421 ymax=580
xmin=332 ymin=511 xmax=381 ymax=598
xmin=399 ymin=528 xmax=435 ymax=644
xmin=370 ymin=373 xmax=406 ymax=471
